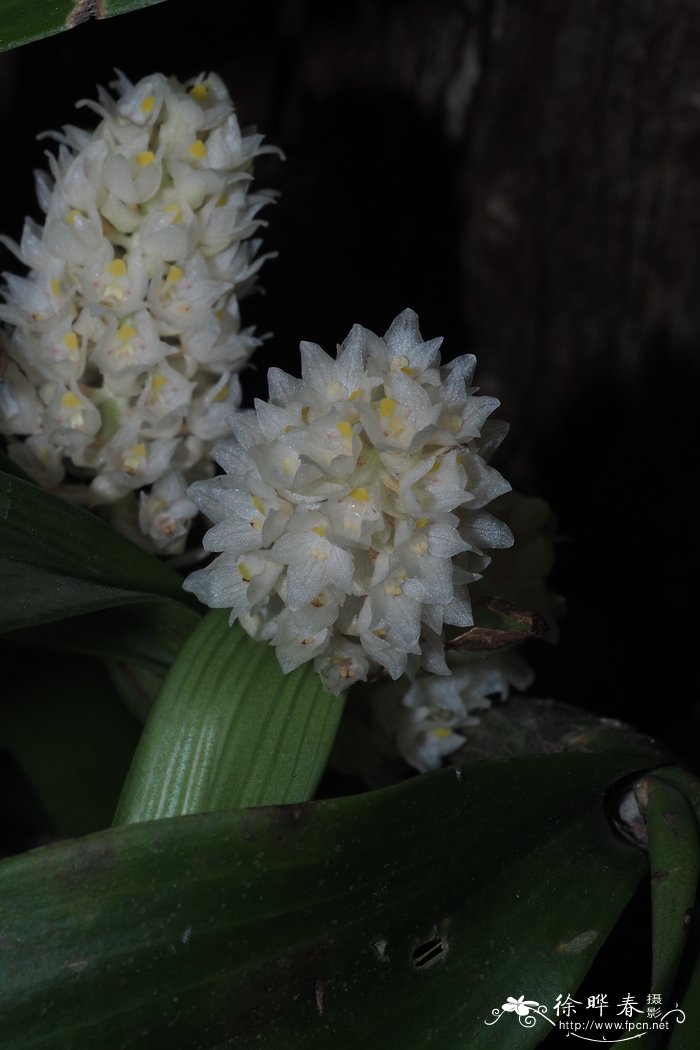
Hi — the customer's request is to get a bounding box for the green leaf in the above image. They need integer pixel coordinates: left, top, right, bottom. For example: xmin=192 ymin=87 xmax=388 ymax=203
xmin=648 ymin=768 xmax=700 ymax=1049
xmin=670 ymin=929 xmax=700 ymax=1049
xmin=0 ymin=0 xmax=169 ymax=51
xmin=644 ymin=776 xmax=700 ymax=1001
xmin=0 ymin=471 xmax=188 ymax=595
xmin=5 ymin=601 xmax=199 ymax=674
xmin=1 ymin=655 xmax=142 ymax=837
xmin=0 ymin=448 xmax=33 ymax=482
xmin=452 ymin=696 xmax=669 ymax=765
xmin=115 ymin=610 xmax=345 ymax=822
xmin=0 ymin=471 xmax=199 ymax=631
xmin=0 ymin=0 xmax=73 ymax=49
xmin=102 ymin=0 xmax=168 ymax=13
xmin=0 ymin=752 xmax=652 ymax=1049
xmin=105 ymin=661 xmax=165 ymax=722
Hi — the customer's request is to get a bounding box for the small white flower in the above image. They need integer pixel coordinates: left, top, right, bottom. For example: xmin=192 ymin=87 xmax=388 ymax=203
xmin=373 ymin=651 xmax=534 ymax=771
xmin=184 ymin=310 xmax=513 ymax=692
xmin=139 ymin=472 xmax=198 ymax=555
xmin=0 ymin=72 xmax=277 ymax=553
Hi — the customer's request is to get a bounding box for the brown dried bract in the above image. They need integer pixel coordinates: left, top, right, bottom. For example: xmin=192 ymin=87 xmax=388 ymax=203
xmin=67 ymin=0 xmax=106 ymax=29
xmin=446 ymin=597 xmax=548 ymax=652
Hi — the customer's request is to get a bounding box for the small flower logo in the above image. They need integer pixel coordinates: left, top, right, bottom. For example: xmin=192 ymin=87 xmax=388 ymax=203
xmin=502 ymin=995 xmax=540 ymax=1016
xmin=485 ymin=994 xmax=551 ymax=1028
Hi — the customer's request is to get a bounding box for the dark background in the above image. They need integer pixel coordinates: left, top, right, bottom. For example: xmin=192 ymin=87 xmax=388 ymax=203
xmin=1 ymin=0 xmax=699 ymax=757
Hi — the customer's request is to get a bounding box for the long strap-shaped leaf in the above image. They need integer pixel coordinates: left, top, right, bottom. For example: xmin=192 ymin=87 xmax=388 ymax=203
xmin=645 ymin=777 xmax=700 ymax=1000
xmin=0 ymin=753 xmax=650 ymax=1050
xmin=115 ymin=609 xmax=345 ymax=820
xmin=0 ymin=471 xmax=199 ymax=631
xmin=0 ymin=0 xmax=169 ymax=51
xmin=649 ymin=768 xmax=700 ymax=1050
xmin=6 ymin=602 xmax=200 ymax=674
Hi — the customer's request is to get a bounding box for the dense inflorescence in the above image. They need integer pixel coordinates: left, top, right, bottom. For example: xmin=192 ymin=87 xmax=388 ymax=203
xmin=184 ymin=310 xmax=513 ymax=693
xmin=0 ymin=71 xmax=276 ymax=552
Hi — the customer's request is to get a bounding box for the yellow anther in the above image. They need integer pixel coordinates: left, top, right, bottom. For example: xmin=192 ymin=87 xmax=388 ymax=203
xmin=188 ymin=139 xmax=207 ymax=159
xmin=445 ymin=414 xmax=462 ymax=433
xmin=216 ymin=193 xmax=228 ymax=207
xmin=166 ymin=265 xmax=184 ymax=285
xmin=140 ymin=95 xmax=155 ymax=114
xmin=310 ymin=547 xmax=327 ymax=561
xmin=62 ymin=332 xmax=79 ymax=351
xmin=312 ymin=525 xmax=326 ymax=537
xmin=251 ymin=496 xmax=265 ymax=515
xmin=165 ymin=203 xmax=183 ymax=224
xmin=50 ymin=278 xmax=63 ymax=297
xmin=190 ymin=82 xmax=208 ymax=100
xmin=335 ymin=420 xmax=353 ymax=439
xmin=416 ymin=517 xmax=429 ymax=528
xmin=137 ymin=150 xmax=155 ymax=167
xmin=107 ymin=259 xmax=128 ymax=278
xmin=433 ymin=728 xmax=453 ymax=740
xmin=213 ymin=384 xmax=229 ymax=403
xmin=301 ymin=406 xmax=311 ymax=424
xmin=348 ymin=388 xmax=363 ymax=400
xmin=215 ymin=308 xmax=225 ymax=320
xmin=117 ymin=324 xmax=136 ymax=342
xmin=238 ymin=561 xmax=253 ymax=582
xmin=350 ymin=487 xmax=369 ymax=502
xmin=66 ymin=209 xmax=81 ymax=224
xmin=121 ymin=444 xmax=146 ymax=474
xmin=379 ymin=397 xmax=397 ymax=418
xmin=428 ymin=459 xmax=441 ymax=474
xmin=384 ymin=580 xmax=403 ymax=597
xmin=411 ymin=536 xmax=429 ymax=555
xmin=103 ymin=285 xmax=124 ymax=301
xmin=150 ymin=374 xmax=167 ymax=393
xmin=60 ymin=391 xmax=84 ymax=429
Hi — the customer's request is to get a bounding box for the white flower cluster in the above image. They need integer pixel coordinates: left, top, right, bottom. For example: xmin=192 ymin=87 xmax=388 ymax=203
xmin=374 ymin=652 xmax=534 ymax=771
xmin=0 ymin=71 xmax=276 ymax=552
xmin=184 ymin=309 xmax=513 ymax=693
